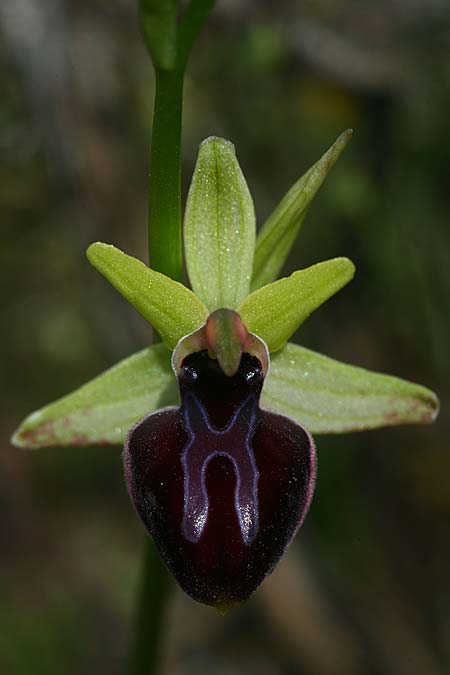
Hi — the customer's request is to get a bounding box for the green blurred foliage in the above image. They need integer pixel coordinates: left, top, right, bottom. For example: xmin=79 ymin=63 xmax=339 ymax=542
xmin=1 ymin=1 xmax=449 ymax=674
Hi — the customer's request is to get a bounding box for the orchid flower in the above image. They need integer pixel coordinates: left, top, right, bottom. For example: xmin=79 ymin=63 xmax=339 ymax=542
xmin=12 ymin=133 xmax=439 ymax=610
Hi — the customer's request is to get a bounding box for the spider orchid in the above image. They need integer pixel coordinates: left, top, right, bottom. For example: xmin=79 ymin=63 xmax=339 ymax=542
xmin=13 ymin=134 xmax=438 ymax=610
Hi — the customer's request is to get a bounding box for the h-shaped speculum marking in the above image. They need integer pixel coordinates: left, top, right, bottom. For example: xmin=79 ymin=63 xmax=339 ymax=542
xmin=181 ymin=393 xmax=260 ymax=546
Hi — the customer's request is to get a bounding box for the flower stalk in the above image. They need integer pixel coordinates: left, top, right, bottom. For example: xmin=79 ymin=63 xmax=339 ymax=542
xmin=148 ymin=68 xmax=184 ymax=280
xmin=132 ymin=1 xmax=216 ymax=672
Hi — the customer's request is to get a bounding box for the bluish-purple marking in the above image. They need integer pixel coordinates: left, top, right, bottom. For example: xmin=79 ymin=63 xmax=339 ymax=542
xmin=181 ymin=393 xmax=259 ymax=546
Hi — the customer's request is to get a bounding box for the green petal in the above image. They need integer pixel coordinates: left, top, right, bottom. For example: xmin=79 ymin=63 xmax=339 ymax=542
xmin=239 ymin=257 xmax=355 ymax=352
xmin=262 ymin=342 xmax=439 ymax=433
xmin=87 ymin=242 xmax=208 ymax=349
xmin=252 ymin=130 xmax=353 ymax=290
xmin=11 ymin=344 xmax=177 ymax=449
xmin=184 ymin=136 xmax=256 ymax=311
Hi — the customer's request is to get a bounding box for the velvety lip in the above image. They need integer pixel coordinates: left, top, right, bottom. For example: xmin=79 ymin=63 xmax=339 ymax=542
xmin=124 ymin=350 xmax=316 ymax=607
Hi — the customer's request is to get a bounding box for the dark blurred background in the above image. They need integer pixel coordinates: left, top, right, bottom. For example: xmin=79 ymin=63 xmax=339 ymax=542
xmin=1 ymin=0 xmax=449 ymax=673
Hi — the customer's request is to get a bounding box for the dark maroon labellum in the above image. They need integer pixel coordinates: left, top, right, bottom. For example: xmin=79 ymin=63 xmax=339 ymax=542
xmin=124 ymin=350 xmax=316 ymax=609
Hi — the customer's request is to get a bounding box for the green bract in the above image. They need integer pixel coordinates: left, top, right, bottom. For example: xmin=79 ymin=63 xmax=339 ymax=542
xmin=252 ymin=129 xmax=353 ymax=290
xmin=139 ymin=0 xmax=178 ymax=70
xmin=12 ymin=132 xmax=439 ymax=450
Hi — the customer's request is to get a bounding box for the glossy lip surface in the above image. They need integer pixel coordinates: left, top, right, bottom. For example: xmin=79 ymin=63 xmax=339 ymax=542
xmin=181 ymin=392 xmax=260 ymax=545
xmin=124 ymin=350 xmax=316 ymax=607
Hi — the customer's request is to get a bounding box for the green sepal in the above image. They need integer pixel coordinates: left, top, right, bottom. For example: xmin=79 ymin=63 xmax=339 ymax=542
xmin=184 ymin=136 xmax=256 ymax=311
xmin=239 ymin=257 xmax=355 ymax=352
xmin=87 ymin=242 xmax=208 ymax=349
xmin=11 ymin=344 xmax=177 ymax=449
xmin=12 ymin=338 xmax=439 ymax=449
xmin=139 ymin=0 xmax=178 ymax=70
xmin=262 ymin=342 xmax=439 ymax=433
xmin=252 ymin=130 xmax=353 ymax=290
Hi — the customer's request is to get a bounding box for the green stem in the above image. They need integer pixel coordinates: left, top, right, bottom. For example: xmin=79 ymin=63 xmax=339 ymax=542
xmin=148 ymin=67 xmax=184 ymax=281
xmin=131 ymin=2 xmax=216 ymax=674
xmin=130 ymin=55 xmax=182 ymax=675
xmin=130 ymin=542 xmax=171 ymax=675
xmin=130 ymin=71 xmax=181 ymax=674
xmin=147 ymin=0 xmax=216 ymax=278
